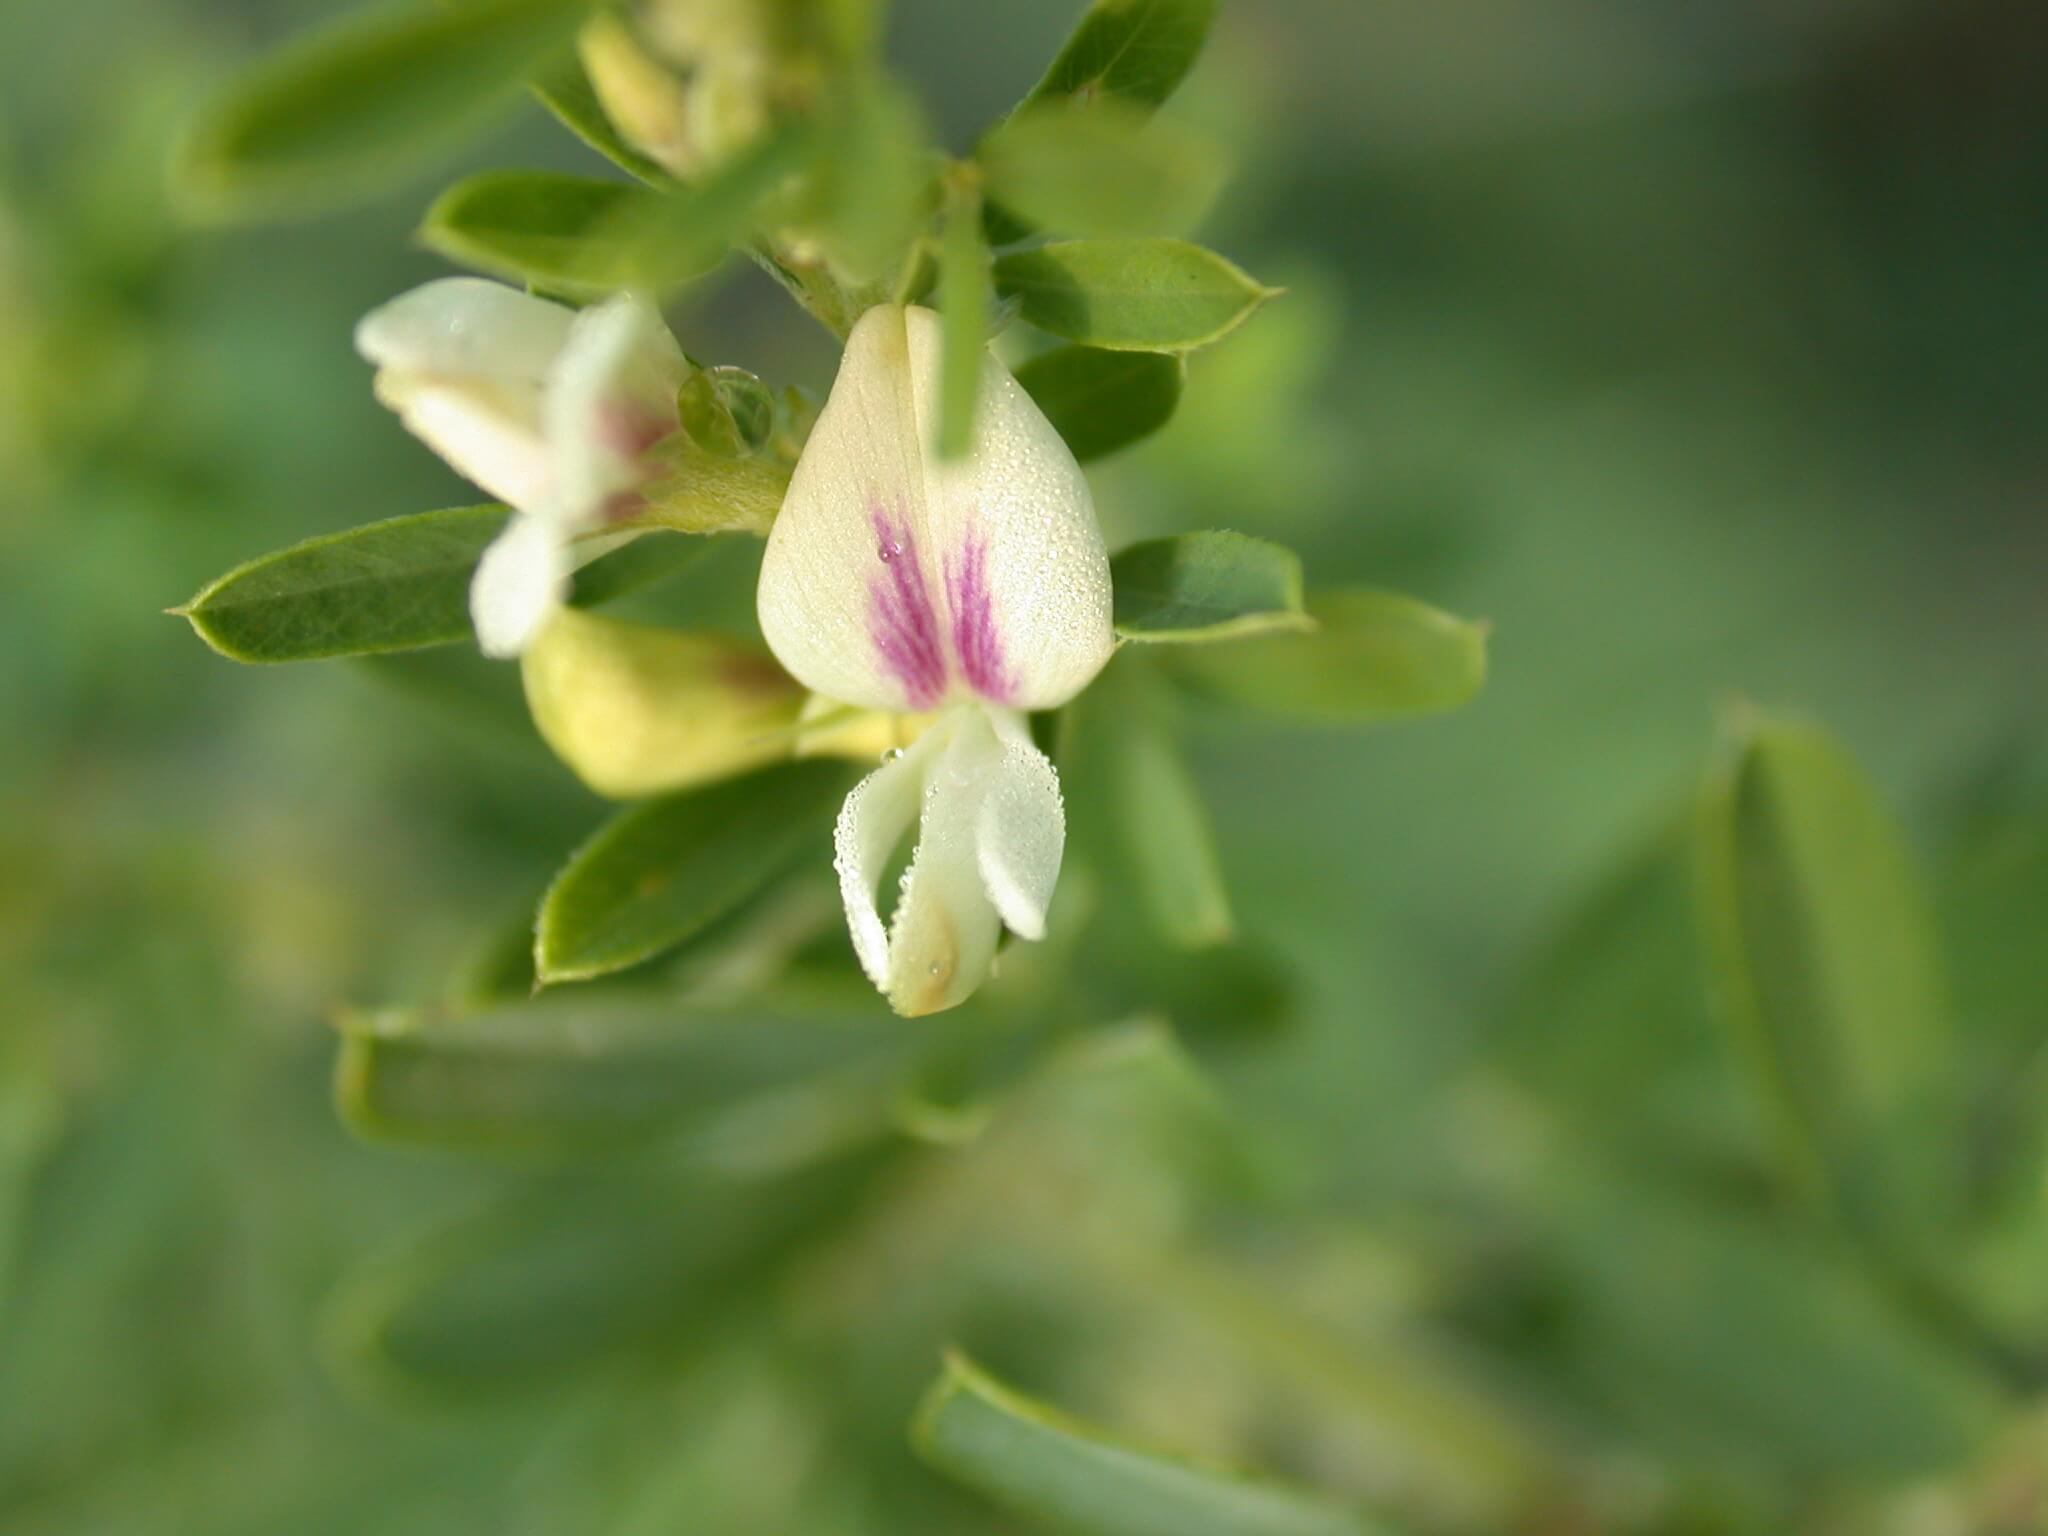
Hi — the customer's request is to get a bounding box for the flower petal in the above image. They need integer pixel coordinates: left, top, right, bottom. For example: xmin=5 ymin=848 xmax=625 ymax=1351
xmin=758 ymin=305 xmax=1113 ymax=715
xmin=974 ymin=709 xmax=1065 ymax=943
xmin=355 ymin=277 xmax=576 ymax=382
xmin=905 ymin=306 xmax=1114 ymax=711
xmin=471 ymin=513 xmax=570 ymax=658
xmin=886 ymin=710 xmax=1004 ymax=1015
xmin=832 ymin=721 xmax=947 ymax=990
xmin=372 ymin=373 xmax=551 ymax=509
xmin=759 ymin=304 xmax=938 ymax=712
xmin=545 ymin=291 xmax=687 ymax=522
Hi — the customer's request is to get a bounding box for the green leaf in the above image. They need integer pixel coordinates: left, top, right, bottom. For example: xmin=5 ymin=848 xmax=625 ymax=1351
xmin=913 ymin=1353 xmax=1379 ymax=1536
xmin=334 ymin=996 xmax=887 ymax=1156
xmin=1696 ymin=711 xmax=1954 ymax=1221
xmin=980 ymin=101 xmax=1223 ymax=239
xmin=420 ymin=170 xmax=676 ymax=298
xmin=937 ymin=186 xmax=993 ymax=461
xmin=180 ymin=506 xmax=506 ymax=662
xmin=174 ymin=0 xmax=587 ymax=221
xmin=1015 ymin=345 xmax=1182 ymax=461
xmin=1021 ymin=0 xmax=1219 ymax=112
xmin=529 ymin=52 xmax=678 ymax=189
xmin=1539 ymin=1176 xmax=2000 ymax=1478
xmin=600 ymin=115 xmax=819 ymax=289
xmin=1165 ymin=588 xmax=1487 ymax=722
xmin=179 ymin=510 xmax=708 ymax=663
xmin=1111 ymin=531 xmax=1308 ymax=643
xmin=536 ymin=759 xmax=853 ymax=983
xmin=323 ymin=1162 xmax=874 ymax=1401
xmin=567 ymin=530 xmax=708 ymax=609
xmin=800 ymin=78 xmax=931 ymax=285
xmin=1108 ymin=674 xmax=1234 ymax=948
xmin=993 ymin=239 xmax=1272 ymax=352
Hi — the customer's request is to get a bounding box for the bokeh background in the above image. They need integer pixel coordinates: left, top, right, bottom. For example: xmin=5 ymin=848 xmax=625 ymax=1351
xmin=3 ymin=0 xmax=2044 ymax=1531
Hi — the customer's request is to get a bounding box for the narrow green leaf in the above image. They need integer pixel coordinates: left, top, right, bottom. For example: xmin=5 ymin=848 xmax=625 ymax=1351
xmin=984 ymin=0 xmax=1218 ymax=245
xmin=937 ymin=186 xmax=992 ymax=460
xmin=180 ymin=510 xmax=706 ymax=663
xmin=1111 ymin=531 xmax=1308 ymax=642
xmin=800 ymin=78 xmax=931 ymax=285
xmin=1696 ymin=711 xmax=1953 ymax=1221
xmin=1110 ymin=679 xmax=1235 ymax=948
xmin=1015 ymin=344 xmax=1182 ymax=461
xmin=536 ymin=759 xmax=852 ymax=982
xmin=980 ymin=101 xmax=1223 ymax=239
xmin=420 ymin=170 xmax=675 ymax=298
xmin=528 ymin=52 xmax=679 ymax=189
xmin=323 ymin=1162 xmax=873 ymax=1401
xmin=1165 ymin=588 xmax=1487 ymax=722
xmin=180 ymin=506 xmax=506 ymax=662
xmin=567 ymin=530 xmax=708 ymax=608
xmin=600 ymin=115 xmax=819 ymax=290
xmin=334 ymin=996 xmax=884 ymax=1156
xmin=175 ymin=0 xmax=587 ymax=221
xmin=1021 ymin=0 xmax=1220 ymax=112
xmin=1540 ymin=1176 xmax=1999 ymax=1478
xmin=993 ymin=239 xmax=1272 ymax=352
xmin=913 ymin=1353 xmax=1378 ymax=1536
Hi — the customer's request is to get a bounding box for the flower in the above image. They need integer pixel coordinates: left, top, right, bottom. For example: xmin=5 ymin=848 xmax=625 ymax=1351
xmin=757 ymin=305 xmax=1115 ymax=1015
xmin=355 ymin=278 xmax=686 ymax=658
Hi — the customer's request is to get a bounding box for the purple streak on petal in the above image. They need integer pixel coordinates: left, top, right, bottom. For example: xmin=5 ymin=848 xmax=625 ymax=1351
xmin=948 ymin=526 xmax=1012 ymax=704
xmin=867 ymin=506 xmax=948 ymax=707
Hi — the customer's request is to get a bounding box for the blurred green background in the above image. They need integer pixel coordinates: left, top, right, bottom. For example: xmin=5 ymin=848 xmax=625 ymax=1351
xmin=4 ymin=0 xmax=2045 ymax=1531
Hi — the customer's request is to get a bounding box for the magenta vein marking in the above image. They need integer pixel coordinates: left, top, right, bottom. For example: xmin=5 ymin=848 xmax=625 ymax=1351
xmin=947 ymin=528 xmax=1012 ymax=703
xmin=866 ymin=507 xmax=947 ymax=707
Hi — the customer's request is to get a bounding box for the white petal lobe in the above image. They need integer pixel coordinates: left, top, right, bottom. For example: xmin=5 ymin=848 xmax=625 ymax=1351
xmin=974 ymin=714 xmax=1066 ymax=943
xmin=471 ymin=514 xmax=570 ymax=658
xmin=885 ymin=712 xmax=1004 ymax=1015
xmin=546 ymin=292 xmax=687 ymax=518
xmin=376 ymin=376 xmax=551 ymax=510
xmin=355 ymin=278 xmax=576 ymax=381
xmin=831 ymin=727 xmax=942 ymax=989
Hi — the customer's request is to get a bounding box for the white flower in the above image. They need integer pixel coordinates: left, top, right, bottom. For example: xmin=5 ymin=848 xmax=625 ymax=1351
xmin=757 ymin=305 xmax=1115 ymax=1015
xmin=355 ymin=278 xmax=687 ymax=658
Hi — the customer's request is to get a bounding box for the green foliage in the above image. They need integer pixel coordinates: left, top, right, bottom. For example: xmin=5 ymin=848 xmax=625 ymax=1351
xmin=535 ymin=761 xmax=853 ymax=983
xmin=181 ymin=505 xmax=507 ymax=662
xmin=937 ymin=183 xmax=993 ymax=460
xmin=325 ymin=1164 xmax=873 ymax=1402
xmin=174 ymin=0 xmax=587 ymax=220
xmin=913 ymin=1353 xmax=1380 ymax=1536
xmin=1111 ymin=530 xmax=1309 ymax=642
xmin=979 ymin=101 xmax=1223 ymax=239
xmin=334 ymin=997 xmax=889 ymax=1157
xmin=420 ymin=170 xmax=678 ymax=298
xmin=1096 ymin=663 xmax=1235 ymax=948
xmin=1019 ymin=0 xmax=1220 ymax=112
xmin=180 ymin=511 xmax=707 ymax=663
xmin=600 ymin=115 xmax=822 ymax=290
xmin=1536 ymin=1178 xmax=2002 ymax=1479
xmin=528 ymin=54 xmax=679 ymax=188
xmin=1015 ymin=345 xmax=1183 ymax=461
xmin=1165 ymin=588 xmax=1487 ymax=721
xmin=1696 ymin=712 xmax=1955 ymax=1225
xmin=799 ymin=78 xmax=932 ymax=285
xmin=994 ymin=239 xmax=1274 ymax=351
